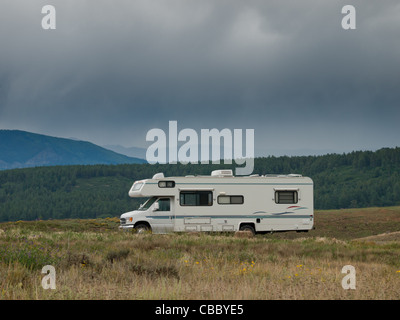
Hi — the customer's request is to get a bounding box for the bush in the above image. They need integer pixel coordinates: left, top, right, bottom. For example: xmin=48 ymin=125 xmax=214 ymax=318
xmin=106 ymin=249 xmax=130 ymax=263
xmin=0 ymin=238 xmax=60 ymax=270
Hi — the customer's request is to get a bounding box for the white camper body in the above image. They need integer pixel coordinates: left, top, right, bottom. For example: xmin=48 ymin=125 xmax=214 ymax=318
xmin=119 ymin=170 xmax=314 ymax=234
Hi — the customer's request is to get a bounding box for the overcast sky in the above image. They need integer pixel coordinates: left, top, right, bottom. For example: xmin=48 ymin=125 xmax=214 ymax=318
xmin=0 ymin=0 xmax=399 ymax=157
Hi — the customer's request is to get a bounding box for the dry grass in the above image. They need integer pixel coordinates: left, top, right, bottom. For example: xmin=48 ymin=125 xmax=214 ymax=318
xmin=1 ymin=209 xmax=400 ymax=300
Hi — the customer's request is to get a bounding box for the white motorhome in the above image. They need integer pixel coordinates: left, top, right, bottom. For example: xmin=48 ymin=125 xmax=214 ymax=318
xmin=119 ymin=170 xmax=314 ymax=235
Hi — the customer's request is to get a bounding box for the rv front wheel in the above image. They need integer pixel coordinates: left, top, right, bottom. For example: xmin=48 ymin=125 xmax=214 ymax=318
xmin=134 ymin=223 xmax=152 ymax=234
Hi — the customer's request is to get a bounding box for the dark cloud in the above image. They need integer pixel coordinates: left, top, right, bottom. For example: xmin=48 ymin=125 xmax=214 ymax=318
xmin=0 ymin=0 xmax=399 ymax=156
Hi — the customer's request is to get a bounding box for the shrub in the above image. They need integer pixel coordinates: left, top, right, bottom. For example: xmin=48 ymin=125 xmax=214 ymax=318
xmin=106 ymin=249 xmax=130 ymax=263
xmin=0 ymin=239 xmax=59 ymax=270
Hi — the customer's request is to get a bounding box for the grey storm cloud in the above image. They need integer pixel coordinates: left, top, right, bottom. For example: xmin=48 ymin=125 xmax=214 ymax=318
xmin=0 ymin=0 xmax=399 ymax=155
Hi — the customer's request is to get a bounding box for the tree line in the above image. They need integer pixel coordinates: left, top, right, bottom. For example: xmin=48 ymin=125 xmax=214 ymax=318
xmin=0 ymin=147 xmax=399 ymax=222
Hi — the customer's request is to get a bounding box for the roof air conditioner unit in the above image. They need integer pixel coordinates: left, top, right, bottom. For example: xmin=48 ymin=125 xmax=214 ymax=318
xmin=211 ymin=170 xmax=233 ymax=177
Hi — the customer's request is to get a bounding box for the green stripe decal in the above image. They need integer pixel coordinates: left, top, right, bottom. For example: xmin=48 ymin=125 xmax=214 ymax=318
xmin=147 ymin=182 xmax=312 ymax=186
xmin=146 ymin=214 xmax=312 ymax=220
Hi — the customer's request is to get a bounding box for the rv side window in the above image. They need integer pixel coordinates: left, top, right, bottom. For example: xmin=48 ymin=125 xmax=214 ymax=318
xmin=180 ymin=191 xmax=213 ymax=206
xmin=275 ymin=191 xmax=298 ymax=204
xmin=158 ymin=181 xmax=175 ymax=188
xmin=218 ymin=195 xmax=244 ymax=205
xmin=157 ymin=198 xmax=170 ymax=211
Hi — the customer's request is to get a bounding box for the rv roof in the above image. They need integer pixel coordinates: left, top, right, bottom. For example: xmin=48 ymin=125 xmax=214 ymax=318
xmin=164 ymin=172 xmax=304 ymax=179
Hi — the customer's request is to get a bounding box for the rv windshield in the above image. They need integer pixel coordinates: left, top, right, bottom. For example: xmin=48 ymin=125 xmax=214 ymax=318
xmin=138 ymin=197 xmax=157 ymax=211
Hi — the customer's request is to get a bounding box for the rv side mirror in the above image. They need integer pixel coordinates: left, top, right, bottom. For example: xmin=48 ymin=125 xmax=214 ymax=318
xmin=153 ymin=202 xmax=159 ymax=211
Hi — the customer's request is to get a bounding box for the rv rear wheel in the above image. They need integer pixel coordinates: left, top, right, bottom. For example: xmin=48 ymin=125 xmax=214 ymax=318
xmin=134 ymin=223 xmax=152 ymax=234
xmin=239 ymin=224 xmax=256 ymax=236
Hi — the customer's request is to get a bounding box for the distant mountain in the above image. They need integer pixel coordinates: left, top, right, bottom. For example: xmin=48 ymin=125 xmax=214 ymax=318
xmin=102 ymin=144 xmax=147 ymax=159
xmin=0 ymin=130 xmax=146 ymax=170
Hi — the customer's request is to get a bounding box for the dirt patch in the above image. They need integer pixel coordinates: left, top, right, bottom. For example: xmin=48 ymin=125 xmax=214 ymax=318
xmin=353 ymin=231 xmax=400 ymax=243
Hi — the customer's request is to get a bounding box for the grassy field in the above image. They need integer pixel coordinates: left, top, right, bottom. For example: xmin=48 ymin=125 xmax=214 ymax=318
xmin=1 ymin=207 xmax=400 ymax=300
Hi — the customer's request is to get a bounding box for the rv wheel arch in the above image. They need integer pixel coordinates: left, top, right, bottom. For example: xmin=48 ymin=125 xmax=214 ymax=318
xmin=133 ymin=222 xmax=152 ymax=234
xmin=239 ymin=223 xmax=256 ymax=236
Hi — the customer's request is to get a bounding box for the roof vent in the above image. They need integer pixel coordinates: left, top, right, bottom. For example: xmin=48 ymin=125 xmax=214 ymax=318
xmin=211 ymin=169 xmax=233 ymax=177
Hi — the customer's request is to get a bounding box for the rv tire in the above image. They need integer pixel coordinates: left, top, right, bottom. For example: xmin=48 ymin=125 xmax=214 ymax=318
xmin=239 ymin=224 xmax=256 ymax=236
xmin=134 ymin=223 xmax=152 ymax=234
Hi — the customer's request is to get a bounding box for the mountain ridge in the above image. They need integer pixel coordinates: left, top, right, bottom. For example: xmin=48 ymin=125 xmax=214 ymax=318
xmin=102 ymin=144 xmax=147 ymax=159
xmin=0 ymin=129 xmax=146 ymax=170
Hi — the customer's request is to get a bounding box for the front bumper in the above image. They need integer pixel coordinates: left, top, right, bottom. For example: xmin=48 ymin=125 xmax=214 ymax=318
xmin=119 ymin=224 xmax=134 ymax=231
